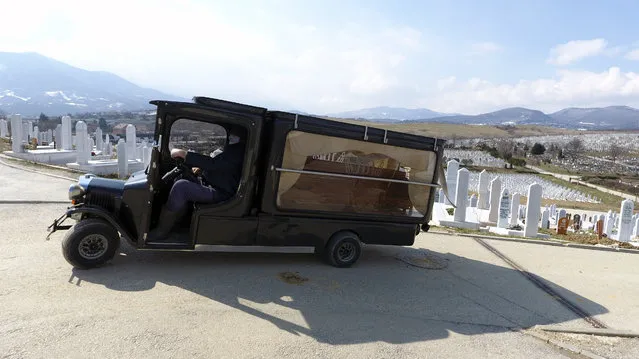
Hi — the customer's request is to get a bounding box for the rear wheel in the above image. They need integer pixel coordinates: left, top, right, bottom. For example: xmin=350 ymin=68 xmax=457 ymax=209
xmin=62 ymin=218 xmax=120 ymax=269
xmin=325 ymin=231 xmax=362 ymax=268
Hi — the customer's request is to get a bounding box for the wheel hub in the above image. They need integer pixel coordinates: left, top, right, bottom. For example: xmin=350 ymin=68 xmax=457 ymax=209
xmin=337 ymin=242 xmax=356 ymax=262
xmin=78 ymin=234 xmax=108 ymax=260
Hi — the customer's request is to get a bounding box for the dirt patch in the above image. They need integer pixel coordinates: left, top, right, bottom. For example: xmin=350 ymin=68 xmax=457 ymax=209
xmin=278 ymin=272 xmax=309 ymax=285
xmin=539 ymin=229 xmax=638 ymax=250
xmin=396 ymin=250 xmax=448 ymax=269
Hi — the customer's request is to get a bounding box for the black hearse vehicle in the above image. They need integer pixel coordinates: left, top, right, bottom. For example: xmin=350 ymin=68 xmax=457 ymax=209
xmin=48 ymin=97 xmax=445 ymax=268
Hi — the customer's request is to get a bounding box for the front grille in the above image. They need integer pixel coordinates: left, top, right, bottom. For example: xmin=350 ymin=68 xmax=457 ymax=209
xmin=86 ymin=191 xmax=116 ymax=212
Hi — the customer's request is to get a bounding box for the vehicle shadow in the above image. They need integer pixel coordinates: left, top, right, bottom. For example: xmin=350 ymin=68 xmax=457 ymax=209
xmin=69 ymin=244 xmax=608 ymax=345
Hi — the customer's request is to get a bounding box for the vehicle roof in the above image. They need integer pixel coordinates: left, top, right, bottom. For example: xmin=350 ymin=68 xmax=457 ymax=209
xmin=150 ymin=96 xmax=447 ymax=149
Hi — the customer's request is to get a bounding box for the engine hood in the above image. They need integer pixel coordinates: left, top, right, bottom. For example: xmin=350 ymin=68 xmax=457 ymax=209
xmin=78 ymin=174 xmax=126 ymax=196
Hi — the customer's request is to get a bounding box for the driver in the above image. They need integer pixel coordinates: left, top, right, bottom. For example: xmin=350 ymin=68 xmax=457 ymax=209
xmin=147 ymin=126 xmax=246 ymax=242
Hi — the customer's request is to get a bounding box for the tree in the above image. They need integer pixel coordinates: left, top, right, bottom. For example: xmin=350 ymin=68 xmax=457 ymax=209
xmin=530 ymin=143 xmax=546 ymax=155
xmin=99 ymin=118 xmax=108 ymax=131
xmin=564 ymin=137 xmax=584 ymax=158
xmin=39 ymin=113 xmax=49 ymax=122
xmin=608 ymin=143 xmax=628 ymax=163
xmin=495 ymin=139 xmax=515 ymax=162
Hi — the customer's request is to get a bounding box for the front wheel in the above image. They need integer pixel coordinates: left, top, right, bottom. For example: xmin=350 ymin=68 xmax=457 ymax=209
xmin=62 ymin=218 xmax=120 ymax=269
xmin=325 ymin=231 xmax=362 ymax=268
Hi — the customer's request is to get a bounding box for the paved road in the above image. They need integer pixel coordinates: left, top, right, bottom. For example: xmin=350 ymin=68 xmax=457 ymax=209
xmin=1 ymin=161 xmax=638 ymax=358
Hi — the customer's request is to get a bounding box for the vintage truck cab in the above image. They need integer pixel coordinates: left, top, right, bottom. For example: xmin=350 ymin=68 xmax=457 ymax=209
xmin=49 ymin=97 xmax=445 ymax=269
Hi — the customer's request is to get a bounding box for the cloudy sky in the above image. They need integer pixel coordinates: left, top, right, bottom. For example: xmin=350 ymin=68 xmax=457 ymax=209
xmin=2 ymin=0 xmax=639 ymax=115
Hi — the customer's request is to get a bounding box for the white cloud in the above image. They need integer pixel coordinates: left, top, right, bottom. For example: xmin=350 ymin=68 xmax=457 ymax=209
xmin=625 ymin=49 xmax=639 ymax=60
xmin=469 ymin=42 xmax=502 ymax=55
xmin=547 ymin=38 xmax=608 ymax=65
xmin=427 ymin=67 xmax=639 ymax=114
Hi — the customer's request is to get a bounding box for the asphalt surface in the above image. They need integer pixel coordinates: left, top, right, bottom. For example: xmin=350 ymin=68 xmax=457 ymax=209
xmin=1 ymin=161 xmax=639 ymax=358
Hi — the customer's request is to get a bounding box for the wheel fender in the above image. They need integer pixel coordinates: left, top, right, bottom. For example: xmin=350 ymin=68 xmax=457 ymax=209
xmin=66 ymin=206 xmax=135 ymax=246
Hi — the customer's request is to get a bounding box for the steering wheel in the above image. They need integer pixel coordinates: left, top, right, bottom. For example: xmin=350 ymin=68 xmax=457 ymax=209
xmin=161 ymin=157 xmax=199 ymax=184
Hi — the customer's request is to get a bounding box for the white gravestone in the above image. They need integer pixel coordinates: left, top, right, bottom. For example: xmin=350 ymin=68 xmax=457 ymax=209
xmin=453 ymin=168 xmax=470 ymax=222
xmin=0 ymin=119 xmax=7 ymax=137
xmin=618 ymin=199 xmax=634 ymax=242
xmin=524 ymin=183 xmax=542 ymax=237
xmin=488 ymin=177 xmax=502 ymax=223
xmin=470 ymin=194 xmax=478 ymax=208
xmin=33 ymin=126 xmax=39 ymax=144
xmin=126 ymin=124 xmax=137 ymax=162
xmin=61 ymin=116 xmax=72 ymax=150
xmin=634 ymin=217 xmax=639 ymax=238
xmin=23 ymin=123 xmax=29 ymax=142
xmin=558 ymin=209 xmax=566 ymax=220
xmin=445 ymin=160 xmax=459 ymax=205
xmin=75 ymin=122 xmax=89 ymax=165
xmin=604 ymin=212 xmax=614 ymax=235
xmin=55 ymin=125 xmax=62 ymax=149
xmin=541 ymin=209 xmax=550 ymax=229
xmin=477 ymin=170 xmax=490 ymax=210
xmin=96 ymin=128 xmax=103 ymax=152
xmin=117 ymin=139 xmax=128 ymax=178
xmin=10 ymin=114 xmax=24 ymax=153
xmin=510 ymin=192 xmax=520 ymax=226
xmin=438 ymin=189 xmax=444 ymax=203
xmin=497 ymin=188 xmax=511 ymax=228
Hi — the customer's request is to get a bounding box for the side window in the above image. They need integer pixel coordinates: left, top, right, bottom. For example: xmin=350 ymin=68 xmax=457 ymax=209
xmin=168 ymin=118 xmax=227 ymax=157
xmin=276 ymin=130 xmax=437 ymax=217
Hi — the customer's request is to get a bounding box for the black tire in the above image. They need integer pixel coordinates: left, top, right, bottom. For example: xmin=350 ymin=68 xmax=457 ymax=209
xmin=325 ymin=231 xmax=362 ymax=268
xmin=62 ymin=218 xmax=120 ymax=269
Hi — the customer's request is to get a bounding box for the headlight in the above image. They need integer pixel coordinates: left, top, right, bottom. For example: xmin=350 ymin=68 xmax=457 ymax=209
xmin=68 ymin=183 xmax=86 ymax=200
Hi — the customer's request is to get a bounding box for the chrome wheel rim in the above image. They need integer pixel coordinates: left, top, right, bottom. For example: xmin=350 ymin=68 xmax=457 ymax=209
xmin=78 ymin=234 xmax=108 ymax=260
xmin=337 ymin=242 xmax=357 ymax=262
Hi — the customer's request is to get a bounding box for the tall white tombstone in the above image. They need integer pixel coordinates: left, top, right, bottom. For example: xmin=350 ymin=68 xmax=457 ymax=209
xmin=117 ymin=139 xmax=127 ymax=178
xmin=618 ymin=199 xmax=634 ymax=242
xmin=61 ymin=116 xmax=72 ymax=150
xmin=104 ymin=134 xmax=111 ymax=154
xmin=604 ymin=211 xmax=614 ymax=235
xmin=541 ymin=209 xmax=550 ymax=229
xmin=23 ymin=122 xmax=29 ymax=142
xmin=46 ymin=129 xmax=52 ymax=144
xmin=488 ymin=177 xmax=502 ymax=223
xmin=510 ymin=192 xmax=520 ymax=226
xmin=33 ymin=126 xmax=39 ymax=144
xmin=497 ymin=188 xmax=511 ymax=228
xmin=142 ymin=143 xmax=150 ymax=166
xmin=453 ymin=168 xmax=470 ymax=222
xmin=10 ymin=114 xmax=24 ymax=153
xmin=0 ymin=119 xmax=7 ymax=137
xmin=54 ymin=125 xmax=62 ymax=149
xmin=126 ymin=124 xmax=137 ymax=162
xmin=634 ymin=217 xmax=639 ymax=238
xmin=445 ymin=160 xmax=459 ymax=205
xmin=477 ymin=170 xmax=490 ymax=209
xmin=96 ymin=128 xmax=103 ymax=151
xmin=524 ymin=183 xmax=542 ymax=238
xmin=75 ymin=121 xmax=89 ymax=165
xmin=438 ymin=189 xmax=445 ymax=203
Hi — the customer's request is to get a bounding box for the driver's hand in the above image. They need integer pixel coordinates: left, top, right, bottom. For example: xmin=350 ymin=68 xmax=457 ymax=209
xmin=171 ymin=148 xmax=187 ymax=159
xmin=192 ymin=167 xmax=202 ymax=175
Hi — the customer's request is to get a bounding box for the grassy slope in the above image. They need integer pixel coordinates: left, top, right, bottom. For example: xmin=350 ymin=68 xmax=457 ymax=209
xmin=324 ymin=118 xmax=577 ymax=139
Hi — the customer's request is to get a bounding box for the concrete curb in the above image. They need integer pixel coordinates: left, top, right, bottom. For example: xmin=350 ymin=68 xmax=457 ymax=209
xmin=522 ymin=329 xmax=607 ymax=359
xmin=535 ymin=325 xmax=639 ymax=338
xmin=0 ymin=157 xmax=77 ymax=182
xmin=427 ymin=229 xmax=639 ymax=255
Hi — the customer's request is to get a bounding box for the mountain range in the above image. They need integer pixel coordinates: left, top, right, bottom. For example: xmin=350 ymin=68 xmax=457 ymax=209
xmin=1 ymin=51 xmax=639 ymax=129
xmin=0 ymin=52 xmax=184 ymax=116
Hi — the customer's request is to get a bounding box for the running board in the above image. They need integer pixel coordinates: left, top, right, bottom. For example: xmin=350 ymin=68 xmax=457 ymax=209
xmin=194 ymin=245 xmax=315 ymax=253
xmin=140 ymin=242 xmax=315 ymax=253
xmin=140 ymin=243 xmax=316 ymax=253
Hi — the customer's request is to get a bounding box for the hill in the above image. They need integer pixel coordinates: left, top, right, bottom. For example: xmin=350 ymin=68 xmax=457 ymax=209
xmin=0 ymin=52 xmax=184 ymax=116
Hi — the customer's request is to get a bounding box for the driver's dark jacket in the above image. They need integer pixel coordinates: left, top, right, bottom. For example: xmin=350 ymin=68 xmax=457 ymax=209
xmin=184 ymin=142 xmax=245 ymax=201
